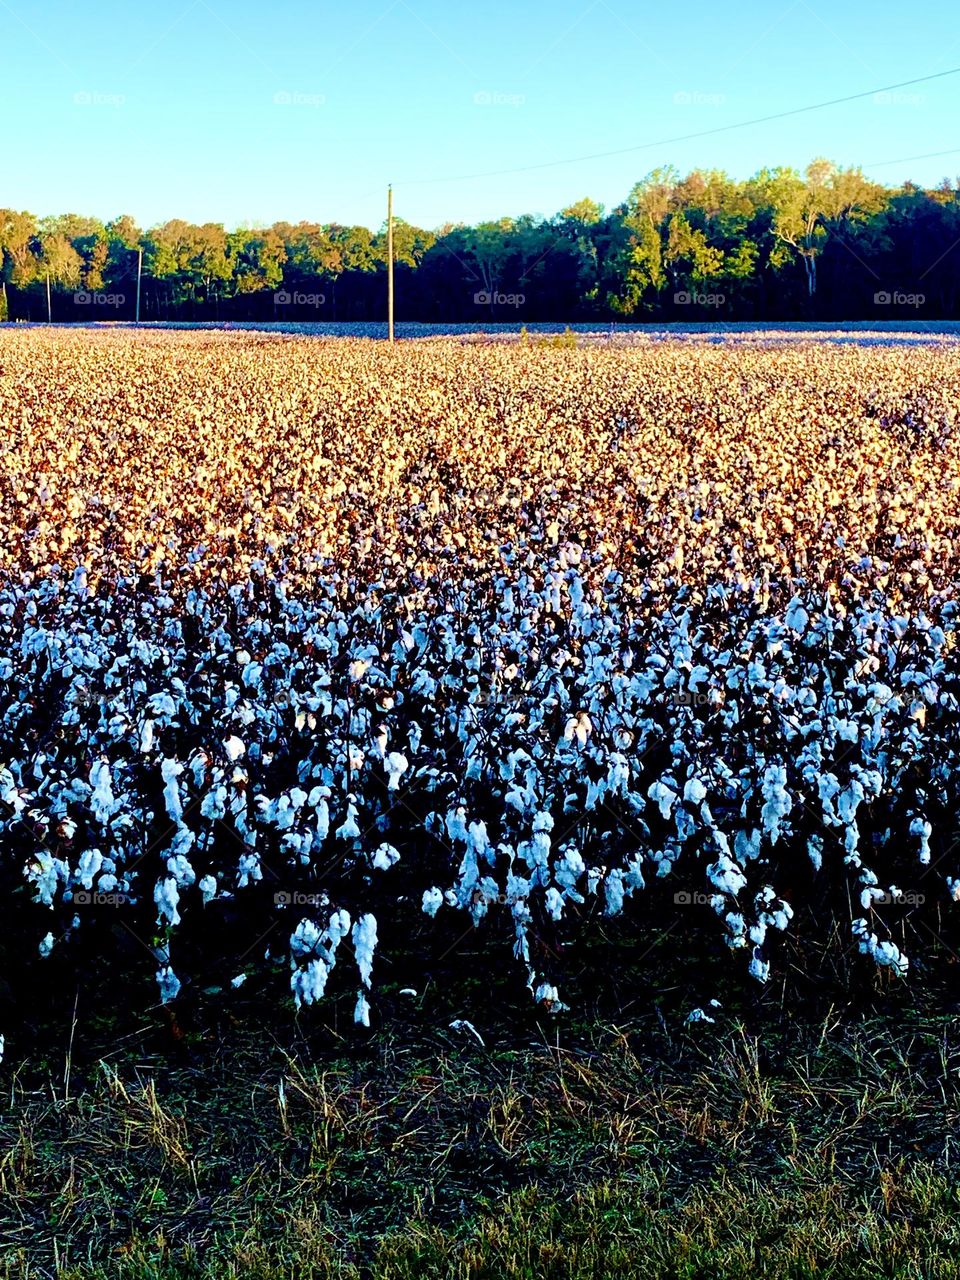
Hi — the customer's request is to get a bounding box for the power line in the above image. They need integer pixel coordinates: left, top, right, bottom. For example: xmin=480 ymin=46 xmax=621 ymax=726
xmin=395 ymin=65 xmax=960 ymax=187
xmin=863 ymin=147 xmax=960 ymax=170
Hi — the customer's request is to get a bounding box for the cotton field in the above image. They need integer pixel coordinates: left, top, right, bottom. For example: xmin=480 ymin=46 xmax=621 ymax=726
xmin=1 ymin=327 xmax=960 ymax=1038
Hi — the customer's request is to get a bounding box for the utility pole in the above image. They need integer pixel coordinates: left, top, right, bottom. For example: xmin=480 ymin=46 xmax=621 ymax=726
xmin=136 ymin=247 xmax=143 ymax=324
xmin=46 ymin=272 xmax=51 ymax=323
xmin=387 ymin=183 xmax=395 ymax=344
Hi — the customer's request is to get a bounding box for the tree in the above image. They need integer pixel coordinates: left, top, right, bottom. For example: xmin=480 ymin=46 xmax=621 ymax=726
xmin=768 ymin=160 xmax=885 ymax=298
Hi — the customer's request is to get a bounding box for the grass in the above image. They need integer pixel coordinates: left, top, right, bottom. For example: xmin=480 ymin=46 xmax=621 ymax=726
xmin=2 ymin=972 xmax=960 ymax=1278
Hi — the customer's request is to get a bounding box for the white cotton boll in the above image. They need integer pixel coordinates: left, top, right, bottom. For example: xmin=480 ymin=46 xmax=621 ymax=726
xmin=372 ymin=843 xmax=400 ymax=871
xmin=77 ymin=848 xmax=103 ymax=891
xmin=27 ymin=851 xmax=64 ymax=907
xmin=648 ymin=780 xmax=677 ymax=819
xmin=604 ymin=869 xmax=625 ymax=916
xmin=314 ymin=798 xmax=330 ymax=846
xmin=449 ymin=1019 xmax=485 ymax=1047
xmin=39 ymin=932 xmax=55 ymax=958
xmin=384 ymin=751 xmax=408 ymax=791
xmin=734 ymin=830 xmax=762 ymax=863
xmin=422 ymin=887 xmax=443 ymax=917
xmin=231 ymin=974 xmax=246 ymax=988
xmin=352 ymin=914 xmax=378 ymax=987
xmin=837 ymin=780 xmax=865 ymax=827
xmin=199 ymin=874 xmax=217 ymax=904
xmin=354 ymin=992 xmax=371 ymax=1027
xmin=534 ymin=982 xmax=567 ymax=1012
xmin=160 ymin=758 xmax=184 ymax=824
xmin=874 ymin=940 xmax=909 ymax=976
xmin=556 ymin=845 xmax=585 ymax=896
xmin=223 ymin=735 xmax=245 ymax=762
xmin=166 ymin=854 xmax=195 ymax=887
xmin=686 ymin=1007 xmax=716 ymax=1024
xmin=910 ymin=817 xmax=932 ymax=865
xmin=807 ymin=835 xmax=823 ymax=873
xmin=563 ymin=712 xmax=592 ymax=747
xmin=291 ymin=918 xmax=322 ymax=957
xmin=947 ymin=877 xmax=960 ymax=903
xmin=154 ymin=877 xmax=181 ymax=926
xmin=444 ymin=807 xmax=469 ymax=846
xmin=683 ymin=778 xmax=707 ymax=805
xmin=349 ymin=660 xmax=370 ymax=681
xmin=291 ymin=959 xmax=329 ymax=1007
xmin=707 ymin=854 xmax=747 ymax=897
xmin=545 ymin=887 xmax=564 ymax=921
xmin=237 ymin=852 xmax=262 ymax=888
xmin=0 ymin=1035 xmax=4 ymax=1065
xmin=89 ymin=761 xmax=115 ymax=824
xmin=468 ymin=821 xmax=493 ymax=864
xmin=336 ymin=798 xmax=361 ymax=842
xmin=201 ymin=784 xmax=227 ymax=822
xmin=156 ymin=965 xmax=181 ymax=1002
xmin=748 ymin=954 xmax=770 ymax=983
xmin=761 ymin=764 xmax=792 ymax=845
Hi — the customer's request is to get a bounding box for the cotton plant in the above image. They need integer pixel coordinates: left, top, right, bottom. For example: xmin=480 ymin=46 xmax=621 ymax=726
xmin=5 ymin=341 xmax=960 ymax=1031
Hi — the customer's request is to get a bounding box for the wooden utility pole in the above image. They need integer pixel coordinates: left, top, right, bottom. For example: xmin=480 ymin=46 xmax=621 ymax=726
xmin=387 ymin=184 xmax=395 ymax=344
xmin=136 ymin=247 xmax=143 ymax=323
xmin=46 ymin=272 xmax=51 ymax=323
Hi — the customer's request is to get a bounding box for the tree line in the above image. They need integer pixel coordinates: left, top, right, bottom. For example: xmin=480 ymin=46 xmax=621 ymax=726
xmin=2 ymin=159 xmax=959 ymax=323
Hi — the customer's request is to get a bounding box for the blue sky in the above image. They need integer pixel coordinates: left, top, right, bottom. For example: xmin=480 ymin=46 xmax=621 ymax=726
xmin=3 ymin=0 xmax=958 ymax=230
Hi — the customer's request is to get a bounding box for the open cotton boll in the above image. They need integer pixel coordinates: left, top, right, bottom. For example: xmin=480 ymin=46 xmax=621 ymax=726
xmin=683 ymin=777 xmax=707 ymax=805
xmin=223 ymin=735 xmax=245 ymax=762
xmin=336 ymin=797 xmax=361 ymax=841
xmin=648 ymin=780 xmax=677 ymax=819
xmin=686 ymin=1007 xmax=716 ymax=1024
xmin=534 ymin=982 xmax=567 ymax=1012
xmin=39 ymin=932 xmax=55 ymax=958
xmin=156 ymin=966 xmax=181 ymax=1002
xmin=384 ymin=751 xmax=408 ymax=790
xmin=160 ymin=758 xmax=184 ymax=824
xmin=199 ymin=874 xmax=217 ymax=904
xmin=154 ymin=877 xmax=181 ymax=927
xmin=422 ymin=887 xmax=443 ymax=917
xmin=371 ymin=843 xmax=400 ymax=871
xmin=352 ymin=914 xmax=378 ymax=988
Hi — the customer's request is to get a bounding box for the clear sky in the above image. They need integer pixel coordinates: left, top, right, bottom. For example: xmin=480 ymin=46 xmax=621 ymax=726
xmin=2 ymin=0 xmax=958 ymax=231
